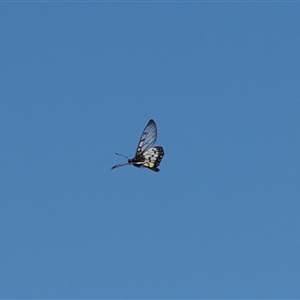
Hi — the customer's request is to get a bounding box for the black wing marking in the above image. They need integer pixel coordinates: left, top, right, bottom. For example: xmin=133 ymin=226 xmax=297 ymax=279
xmin=135 ymin=119 xmax=157 ymax=156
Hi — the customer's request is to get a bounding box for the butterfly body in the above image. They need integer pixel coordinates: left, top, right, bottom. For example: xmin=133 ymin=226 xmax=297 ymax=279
xmin=112 ymin=120 xmax=164 ymax=172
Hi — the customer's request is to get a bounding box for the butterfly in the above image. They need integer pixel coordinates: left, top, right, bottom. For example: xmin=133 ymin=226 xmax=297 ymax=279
xmin=111 ymin=119 xmax=164 ymax=172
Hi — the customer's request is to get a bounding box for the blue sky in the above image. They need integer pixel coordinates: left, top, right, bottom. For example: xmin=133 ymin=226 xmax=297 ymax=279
xmin=1 ymin=2 xmax=300 ymax=299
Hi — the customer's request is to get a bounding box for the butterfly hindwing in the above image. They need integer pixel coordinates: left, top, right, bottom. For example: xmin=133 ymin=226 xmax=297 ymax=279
xmin=132 ymin=146 xmax=164 ymax=172
xmin=138 ymin=146 xmax=164 ymax=172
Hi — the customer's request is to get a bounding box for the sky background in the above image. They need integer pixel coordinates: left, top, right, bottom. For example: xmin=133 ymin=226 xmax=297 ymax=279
xmin=1 ymin=2 xmax=300 ymax=299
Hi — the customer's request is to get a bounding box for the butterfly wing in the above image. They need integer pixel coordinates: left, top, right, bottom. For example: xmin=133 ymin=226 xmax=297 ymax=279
xmin=133 ymin=146 xmax=164 ymax=172
xmin=111 ymin=162 xmax=129 ymax=170
xmin=135 ymin=119 xmax=157 ymax=156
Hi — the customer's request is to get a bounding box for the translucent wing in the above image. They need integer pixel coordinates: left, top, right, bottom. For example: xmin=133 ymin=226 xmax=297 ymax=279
xmin=135 ymin=119 xmax=157 ymax=156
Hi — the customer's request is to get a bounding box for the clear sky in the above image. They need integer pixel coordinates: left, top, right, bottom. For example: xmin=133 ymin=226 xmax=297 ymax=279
xmin=1 ymin=2 xmax=300 ymax=299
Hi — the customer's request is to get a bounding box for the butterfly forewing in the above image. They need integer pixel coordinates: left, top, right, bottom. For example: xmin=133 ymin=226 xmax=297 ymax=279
xmin=111 ymin=162 xmax=129 ymax=170
xmin=135 ymin=119 xmax=157 ymax=155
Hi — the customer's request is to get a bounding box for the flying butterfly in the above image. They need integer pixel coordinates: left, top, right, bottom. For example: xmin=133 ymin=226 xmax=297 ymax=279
xmin=111 ymin=119 xmax=164 ymax=172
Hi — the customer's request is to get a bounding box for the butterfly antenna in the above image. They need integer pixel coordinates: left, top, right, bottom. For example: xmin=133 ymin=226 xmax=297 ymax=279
xmin=115 ymin=152 xmax=129 ymax=159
